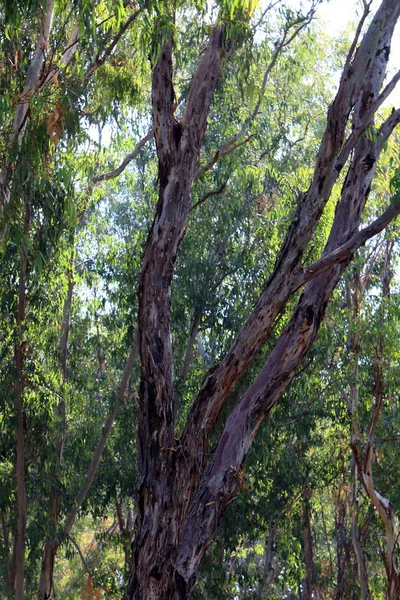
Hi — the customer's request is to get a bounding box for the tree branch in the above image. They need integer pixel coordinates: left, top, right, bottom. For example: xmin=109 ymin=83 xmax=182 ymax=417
xmin=296 ymin=195 xmax=400 ymax=290
xmin=83 ymin=9 xmax=142 ymax=83
xmin=195 ymin=7 xmax=316 ymax=180
xmin=67 ymin=535 xmax=94 ymax=579
xmin=92 ymin=129 xmax=154 ymax=183
xmin=183 ymin=2 xmax=400 ymax=456
xmin=63 ymin=334 xmax=138 ymax=536
xmin=190 ymin=182 xmax=227 ymax=211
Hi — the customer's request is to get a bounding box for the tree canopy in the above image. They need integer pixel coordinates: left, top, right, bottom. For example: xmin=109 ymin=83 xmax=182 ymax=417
xmin=1 ymin=0 xmax=400 ymax=598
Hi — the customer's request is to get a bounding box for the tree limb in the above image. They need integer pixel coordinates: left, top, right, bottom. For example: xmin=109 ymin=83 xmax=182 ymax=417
xmin=83 ymin=9 xmax=143 ymax=83
xmin=92 ymin=129 xmax=154 ymax=183
xmin=63 ymin=334 xmax=138 ymax=536
xmin=183 ymin=2 xmax=400 ymax=455
xmin=195 ymin=6 xmax=317 ymax=180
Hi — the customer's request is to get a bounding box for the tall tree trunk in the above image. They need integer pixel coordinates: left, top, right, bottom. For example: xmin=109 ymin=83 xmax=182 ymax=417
xmin=257 ymin=518 xmax=276 ymax=599
xmin=302 ymin=490 xmax=313 ymax=600
xmin=38 ymin=260 xmax=74 ymax=600
xmin=126 ymin=23 xmax=233 ymax=600
xmin=126 ymin=2 xmax=400 ymax=597
xmin=12 ymin=203 xmax=30 ymax=600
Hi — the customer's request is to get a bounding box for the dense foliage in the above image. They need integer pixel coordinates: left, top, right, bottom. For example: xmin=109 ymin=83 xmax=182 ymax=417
xmin=1 ymin=0 xmax=400 ymax=598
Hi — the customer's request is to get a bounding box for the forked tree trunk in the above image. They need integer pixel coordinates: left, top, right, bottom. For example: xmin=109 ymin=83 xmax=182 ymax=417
xmin=125 ymin=1 xmax=400 ymax=598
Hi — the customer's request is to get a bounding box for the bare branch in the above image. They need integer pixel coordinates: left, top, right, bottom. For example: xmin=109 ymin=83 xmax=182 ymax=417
xmin=190 ymin=181 xmax=227 ymax=211
xmin=296 ymin=195 xmax=400 ymax=289
xmin=92 ymin=129 xmax=154 ymax=183
xmin=83 ymin=9 xmax=142 ymax=83
xmin=196 ymin=8 xmax=316 ymax=179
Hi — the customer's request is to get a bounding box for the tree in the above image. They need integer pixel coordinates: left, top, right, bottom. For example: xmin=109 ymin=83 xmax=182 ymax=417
xmin=1 ymin=0 xmax=400 ymax=598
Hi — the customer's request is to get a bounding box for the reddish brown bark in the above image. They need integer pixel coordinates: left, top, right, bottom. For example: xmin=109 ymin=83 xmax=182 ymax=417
xmin=127 ymin=24 xmax=232 ymax=600
xmin=125 ymin=2 xmax=400 ymax=598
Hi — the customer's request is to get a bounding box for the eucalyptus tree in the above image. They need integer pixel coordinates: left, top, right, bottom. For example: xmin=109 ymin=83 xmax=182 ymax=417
xmin=125 ymin=0 xmax=400 ymax=597
xmin=1 ymin=0 xmax=400 ymax=599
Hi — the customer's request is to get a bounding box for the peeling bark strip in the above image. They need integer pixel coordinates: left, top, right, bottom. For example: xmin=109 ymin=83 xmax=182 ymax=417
xmin=125 ymin=2 xmax=400 ymax=598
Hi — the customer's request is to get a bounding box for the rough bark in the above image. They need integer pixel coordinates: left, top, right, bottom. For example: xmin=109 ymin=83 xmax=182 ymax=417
xmin=182 ymin=0 xmax=400 ymax=467
xmin=174 ymin=3 xmax=400 ymax=589
xmin=125 ymin=2 xmax=400 ymax=598
xmin=127 ymin=23 xmax=232 ymax=599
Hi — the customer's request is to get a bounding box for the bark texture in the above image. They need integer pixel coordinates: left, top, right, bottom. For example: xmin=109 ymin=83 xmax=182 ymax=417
xmin=125 ymin=1 xmax=400 ymax=598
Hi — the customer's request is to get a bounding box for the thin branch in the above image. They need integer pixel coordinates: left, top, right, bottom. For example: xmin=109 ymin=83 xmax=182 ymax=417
xmin=42 ymin=23 xmax=80 ymax=86
xmin=195 ymin=7 xmax=316 ymax=179
xmin=190 ymin=182 xmax=227 ymax=211
xmin=296 ymin=195 xmax=400 ymax=290
xmin=67 ymin=535 xmax=94 ymax=579
xmin=83 ymin=9 xmax=142 ymax=83
xmin=341 ymin=0 xmax=372 ymax=76
xmin=63 ymin=333 xmax=138 ymax=536
xmin=92 ymin=129 xmax=153 ymax=183
xmin=195 ymin=135 xmax=254 ymax=180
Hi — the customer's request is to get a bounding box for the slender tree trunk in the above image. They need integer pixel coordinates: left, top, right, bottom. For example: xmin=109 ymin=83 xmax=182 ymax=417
xmin=0 ymin=511 xmax=12 ymax=592
xmin=351 ymin=478 xmax=370 ymax=600
xmin=349 ymin=241 xmax=400 ymax=599
xmin=257 ymin=518 xmax=276 ymax=599
xmin=334 ymin=457 xmax=352 ymax=600
xmin=181 ymin=315 xmax=201 ymax=383
xmin=38 ymin=254 xmax=74 ymax=600
xmin=302 ymin=489 xmax=313 ymax=600
xmin=37 ymin=335 xmax=138 ymax=600
xmin=13 ymin=203 xmax=30 ymax=600
xmin=347 ymin=273 xmax=371 ymax=600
